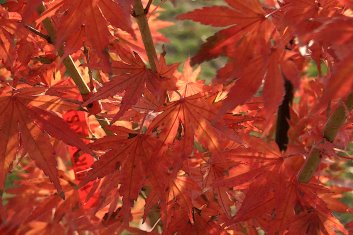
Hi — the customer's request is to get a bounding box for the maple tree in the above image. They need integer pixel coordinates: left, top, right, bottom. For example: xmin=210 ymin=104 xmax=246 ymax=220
xmin=0 ymin=0 xmax=353 ymax=234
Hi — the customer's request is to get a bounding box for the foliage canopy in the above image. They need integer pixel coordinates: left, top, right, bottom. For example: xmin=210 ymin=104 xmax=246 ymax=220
xmin=1 ymin=0 xmax=353 ymax=234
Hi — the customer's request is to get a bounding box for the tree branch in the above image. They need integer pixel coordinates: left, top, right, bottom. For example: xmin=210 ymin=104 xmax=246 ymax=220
xmin=275 ymin=79 xmax=293 ymax=152
xmin=298 ymin=92 xmax=353 ymax=183
xmin=37 ymin=2 xmax=112 ymax=135
xmin=132 ymin=0 xmax=158 ymax=72
xmin=132 ymin=1 xmax=161 ymax=230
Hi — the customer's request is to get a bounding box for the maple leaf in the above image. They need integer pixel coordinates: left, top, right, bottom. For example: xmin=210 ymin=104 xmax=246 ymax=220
xmin=148 ymin=93 xmax=240 ymax=156
xmin=200 ymin=155 xmax=237 ymax=218
xmin=212 ymin=138 xmax=305 ymax=233
xmin=178 ymin=2 xmax=304 ymax=118
xmin=79 ymin=129 xmax=166 ymax=222
xmin=280 ymin=0 xmax=341 ymax=37
xmin=177 ymin=0 xmax=274 ymax=65
xmin=220 ymin=46 xmax=282 ymax=116
xmin=175 ymin=58 xmax=205 ymax=98
xmin=0 ymin=6 xmax=21 ymax=66
xmin=147 ymin=172 xmax=204 ymax=234
xmin=0 ymin=85 xmax=91 ymax=197
xmin=37 ymin=0 xmax=134 ymax=58
xmin=304 ymin=17 xmax=353 ymax=105
xmin=141 ymin=144 xmax=195 ymax=220
xmin=288 ymin=210 xmax=348 ymax=235
xmin=165 ymin=206 xmax=226 ymax=235
xmin=1 ymin=163 xmax=101 ymax=234
xmin=83 ymin=51 xmax=177 ymax=122
xmin=289 ymin=183 xmax=349 ymax=235
xmin=1 ymin=0 xmax=353 ymax=234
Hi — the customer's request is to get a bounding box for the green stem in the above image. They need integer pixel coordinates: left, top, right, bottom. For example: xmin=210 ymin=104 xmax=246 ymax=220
xmin=298 ymin=92 xmax=353 ymax=183
xmin=37 ymin=2 xmax=112 ymax=135
xmin=132 ymin=1 xmax=161 ymax=231
xmin=62 ymin=57 xmax=90 ymax=95
xmin=133 ymin=0 xmax=158 ymax=72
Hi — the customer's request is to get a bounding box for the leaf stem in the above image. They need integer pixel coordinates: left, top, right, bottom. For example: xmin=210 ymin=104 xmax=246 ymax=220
xmin=133 ymin=0 xmax=158 ymax=72
xmin=298 ymin=92 xmax=353 ymax=183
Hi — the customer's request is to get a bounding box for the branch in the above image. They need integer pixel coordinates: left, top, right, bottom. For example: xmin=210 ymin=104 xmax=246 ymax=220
xmin=36 ymin=2 xmax=112 ymax=135
xmin=37 ymin=3 xmax=90 ymax=95
xmin=275 ymin=79 xmax=293 ymax=151
xmin=298 ymin=92 xmax=353 ymax=183
xmin=145 ymin=0 xmax=153 ymax=14
xmin=132 ymin=0 xmax=158 ymax=72
xmin=131 ymin=2 xmax=162 ymax=230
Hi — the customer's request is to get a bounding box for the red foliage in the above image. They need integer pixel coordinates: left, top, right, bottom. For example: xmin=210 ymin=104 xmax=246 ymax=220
xmin=0 ymin=0 xmax=353 ymax=234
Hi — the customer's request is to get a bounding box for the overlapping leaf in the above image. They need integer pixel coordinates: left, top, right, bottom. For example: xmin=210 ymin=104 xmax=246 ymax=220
xmin=305 ymin=17 xmax=353 ymax=105
xmin=83 ymin=51 xmax=177 ymax=122
xmin=0 ymin=0 xmax=352 ymax=234
xmin=79 ymin=129 xmax=168 ymax=221
xmin=0 ymin=6 xmax=21 ymax=66
xmin=0 ymin=85 xmax=91 ymax=197
xmin=37 ymin=0 xmax=133 ymax=57
xmin=177 ymin=0 xmax=274 ymax=64
xmin=178 ymin=1 xmax=304 ymax=117
xmin=148 ymin=92 xmax=240 ymax=156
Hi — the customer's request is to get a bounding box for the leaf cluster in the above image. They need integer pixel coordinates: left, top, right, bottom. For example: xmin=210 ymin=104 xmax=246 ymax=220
xmin=0 ymin=0 xmax=353 ymax=234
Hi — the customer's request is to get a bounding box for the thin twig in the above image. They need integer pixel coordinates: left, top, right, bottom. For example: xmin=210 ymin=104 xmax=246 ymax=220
xmin=83 ymin=46 xmax=94 ymax=91
xmin=24 ymin=24 xmax=51 ymax=43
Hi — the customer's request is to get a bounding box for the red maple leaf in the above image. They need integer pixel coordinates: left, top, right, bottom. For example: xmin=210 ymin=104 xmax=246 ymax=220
xmin=177 ymin=0 xmax=274 ymax=64
xmin=79 ymin=128 xmax=168 ymax=222
xmin=83 ymin=51 xmax=177 ymax=122
xmin=178 ymin=1 xmax=304 ymax=119
xmin=37 ymin=0 xmax=134 ymax=58
xmin=0 ymin=85 xmax=91 ymax=197
xmin=148 ymin=92 xmax=241 ymax=156
xmin=0 ymin=6 xmax=21 ymax=66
